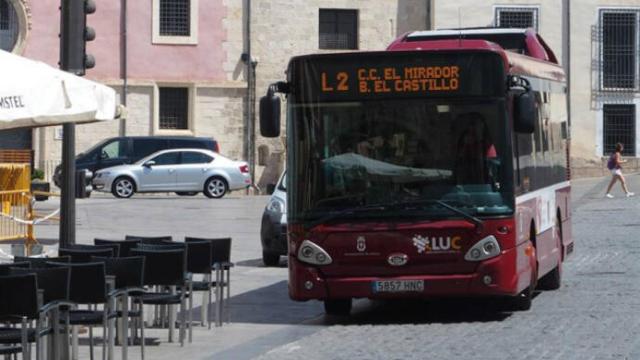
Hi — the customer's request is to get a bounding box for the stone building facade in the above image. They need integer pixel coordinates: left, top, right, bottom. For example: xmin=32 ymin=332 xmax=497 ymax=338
xmin=244 ymin=0 xmax=429 ymax=188
xmin=0 ymin=0 xmax=247 ymax=183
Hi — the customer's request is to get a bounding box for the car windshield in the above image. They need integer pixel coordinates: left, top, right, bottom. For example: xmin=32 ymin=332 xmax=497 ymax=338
xmin=278 ymin=171 xmax=287 ymax=191
xmin=288 ymin=98 xmax=514 ymax=222
xmin=78 ymin=138 xmax=112 ymax=158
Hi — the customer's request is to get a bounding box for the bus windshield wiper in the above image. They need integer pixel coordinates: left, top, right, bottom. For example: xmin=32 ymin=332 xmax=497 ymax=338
xmin=304 ymin=203 xmax=390 ymax=230
xmin=393 ymin=199 xmax=484 ymax=233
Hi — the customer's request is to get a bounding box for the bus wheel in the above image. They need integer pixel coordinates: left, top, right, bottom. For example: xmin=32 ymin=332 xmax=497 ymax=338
xmin=324 ymin=299 xmax=352 ymax=316
xmin=509 ymin=285 xmax=533 ymax=311
xmin=539 ymin=217 xmax=563 ymax=290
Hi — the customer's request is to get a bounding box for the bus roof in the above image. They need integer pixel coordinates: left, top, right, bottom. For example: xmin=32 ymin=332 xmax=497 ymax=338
xmin=391 ymin=27 xmax=558 ymax=64
xmin=409 ymin=28 xmax=528 ymax=37
xmin=387 ymin=30 xmax=565 ymax=83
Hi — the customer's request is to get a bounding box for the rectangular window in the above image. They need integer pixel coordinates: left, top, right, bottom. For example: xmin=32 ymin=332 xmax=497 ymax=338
xmin=159 ymin=0 xmax=190 ymax=36
xmin=319 ymin=9 xmax=358 ymax=50
xmin=495 ymin=7 xmax=538 ymax=31
xmin=159 ymin=87 xmax=189 ymax=130
xmin=152 ymin=0 xmax=198 ymax=44
xmin=603 ymin=104 xmax=636 ymax=156
xmin=601 ymin=11 xmax=638 ymax=90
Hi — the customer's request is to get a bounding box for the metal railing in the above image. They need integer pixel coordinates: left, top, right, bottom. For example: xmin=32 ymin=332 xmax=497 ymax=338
xmin=0 ymin=190 xmax=31 ymax=242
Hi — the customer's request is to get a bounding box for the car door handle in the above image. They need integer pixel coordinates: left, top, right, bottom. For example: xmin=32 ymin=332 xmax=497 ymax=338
xmin=202 ymin=168 xmax=207 ymax=172
xmin=168 ymin=169 xmax=175 ymax=173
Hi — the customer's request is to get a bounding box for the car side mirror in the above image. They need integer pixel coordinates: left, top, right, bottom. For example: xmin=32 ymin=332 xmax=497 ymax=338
xmin=143 ymin=160 xmax=156 ymax=168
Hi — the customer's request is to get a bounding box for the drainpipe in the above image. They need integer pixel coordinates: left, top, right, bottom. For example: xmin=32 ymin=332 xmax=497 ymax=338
xmin=242 ymin=0 xmax=255 ymax=187
xmin=563 ymin=0 xmax=571 ymax=129
xmin=120 ymin=0 xmax=128 ymax=136
xmin=426 ymin=0 xmax=432 ymax=30
xmin=563 ymin=0 xmax=571 ymax=178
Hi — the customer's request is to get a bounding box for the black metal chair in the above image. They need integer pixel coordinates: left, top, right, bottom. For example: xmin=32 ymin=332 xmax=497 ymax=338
xmin=94 ymin=239 xmax=141 ymax=258
xmin=58 ymin=248 xmax=114 ymax=263
xmin=0 ymin=273 xmax=43 ymax=360
xmin=65 ymin=244 xmax=121 ymax=258
xmin=9 ymin=266 xmax=73 ymax=360
xmin=92 ymin=256 xmax=146 ymax=360
xmin=47 ymin=262 xmax=116 ymax=360
xmin=185 ymin=237 xmax=234 ymax=325
xmin=180 ymin=241 xmax=214 ymax=329
xmin=13 ymin=256 xmax=71 ymax=268
xmin=130 ymin=249 xmax=188 ymax=346
xmin=124 ymin=236 xmax=172 ymax=245
xmin=0 ymin=344 xmax=22 ymax=359
xmin=0 ymin=261 xmax=29 ymax=276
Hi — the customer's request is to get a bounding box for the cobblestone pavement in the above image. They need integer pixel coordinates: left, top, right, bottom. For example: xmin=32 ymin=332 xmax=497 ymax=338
xmin=254 ymin=175 xmax=640 ymax=360
xmin=9 ymin=175 xmax=640 ymax=359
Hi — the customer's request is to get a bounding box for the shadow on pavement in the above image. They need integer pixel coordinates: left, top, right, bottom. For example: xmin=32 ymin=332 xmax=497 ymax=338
xmin=236 ymin=258 xmax=287 ymax=268
xmin=1 ymin=238 xmax=58 ymax=245
xmin=188 ymin=280 xmax=525 ymax=327
xmin=188 ymin=280 xmax=324 ymax=325
xmin=324 ymin=297 xmax=513 ymax=326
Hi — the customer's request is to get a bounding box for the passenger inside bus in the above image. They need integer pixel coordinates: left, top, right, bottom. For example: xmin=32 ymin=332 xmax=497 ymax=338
xmin=454 ymin=113 xmax=497 ymax=185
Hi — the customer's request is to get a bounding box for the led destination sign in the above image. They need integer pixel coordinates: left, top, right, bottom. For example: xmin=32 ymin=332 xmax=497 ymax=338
xmin=291 ymin=51 xmax=504 ymax=101
xmin=321 ymin=65 xmax=460 ymax=95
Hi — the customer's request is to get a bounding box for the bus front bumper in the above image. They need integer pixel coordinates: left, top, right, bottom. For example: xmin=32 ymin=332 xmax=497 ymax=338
xmin=289 ymin=245 xmax=528 ymax=301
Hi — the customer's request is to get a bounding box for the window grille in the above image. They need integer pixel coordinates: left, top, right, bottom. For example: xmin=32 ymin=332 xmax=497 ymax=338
xmin=0 ymin=0 xmax=18 ymax=51
xmin=159 ymin=87 xmax=189 ymax=130
xmin=495 ymin=7 xmax=538 ymax=31
xmin=319 ymin=9 xmax=358 ymax=50
xmin=599 ymin=11 xmax=638 ymax=91
xmin=0 ymin=1 xmax=8 ymax=30
xmin=159 ymin=0 xmax=190 ymax=37
xmin=603 ymin=104 xmax=636 ymax=156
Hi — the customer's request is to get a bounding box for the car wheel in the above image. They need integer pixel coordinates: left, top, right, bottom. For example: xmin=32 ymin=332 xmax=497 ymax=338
xmin=324 ymin=299 xmax=352 ymax=316
xmin=175 ymin=192 xmax=198 ymax=196
xmin=262 ymin=251 xmax=280 ymax=267
xmin=112 ymin=177 xmax=135 ymax=198
xmin=204 ymin=177 xmax=228 ymax=199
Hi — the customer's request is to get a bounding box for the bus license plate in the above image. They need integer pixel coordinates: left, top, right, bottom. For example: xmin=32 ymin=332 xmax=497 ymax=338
xmin=372 ymin=280 xmax=424 ymax=293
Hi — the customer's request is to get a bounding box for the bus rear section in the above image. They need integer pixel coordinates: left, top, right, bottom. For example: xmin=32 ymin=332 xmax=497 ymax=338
xmin=260 ymin=36 xmax=569 ymax=315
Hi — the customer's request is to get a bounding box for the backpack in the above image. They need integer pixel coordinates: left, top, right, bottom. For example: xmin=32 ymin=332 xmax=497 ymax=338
xmin=607 ymin=153 xmax=617 ymax=170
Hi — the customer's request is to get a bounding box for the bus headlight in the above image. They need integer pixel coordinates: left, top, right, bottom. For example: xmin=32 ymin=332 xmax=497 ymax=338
xmin=464 ymin=235 xmax=501 ymax=261
xmin=297 ymin=240 xmax=332 ymax=265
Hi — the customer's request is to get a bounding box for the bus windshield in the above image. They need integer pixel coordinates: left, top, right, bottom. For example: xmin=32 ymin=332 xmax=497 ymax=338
xmin=288 ymin=98 xmax=514 ymax=222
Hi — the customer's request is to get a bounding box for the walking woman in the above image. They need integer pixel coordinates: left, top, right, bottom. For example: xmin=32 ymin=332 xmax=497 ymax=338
xmin=605 ymin=142 xmax=634 ymax=198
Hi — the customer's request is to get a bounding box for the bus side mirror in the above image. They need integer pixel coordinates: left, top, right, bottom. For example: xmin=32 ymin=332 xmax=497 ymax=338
xmin=514 ymin=90 xmax=536 ymax=134
xmin=260 ymin=93 xmax=281 ymax=138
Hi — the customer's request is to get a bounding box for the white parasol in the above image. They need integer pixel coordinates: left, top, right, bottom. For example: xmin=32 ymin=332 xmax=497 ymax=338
xmin=0 ymin=49 xmax=120 ymax=130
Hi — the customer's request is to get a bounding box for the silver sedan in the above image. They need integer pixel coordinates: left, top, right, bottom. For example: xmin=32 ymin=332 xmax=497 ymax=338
xmin=93 ymin=148 xmax=251 ymax=198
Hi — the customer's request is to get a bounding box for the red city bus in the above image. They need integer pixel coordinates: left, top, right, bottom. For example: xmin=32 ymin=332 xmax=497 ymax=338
xmin=260 ymin=28 xmax=572 ymax=315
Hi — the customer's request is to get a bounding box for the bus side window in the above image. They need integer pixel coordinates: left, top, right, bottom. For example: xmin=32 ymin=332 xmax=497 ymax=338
xmin=516 ymin=131 xmax=533 ymax=190
xmin=533 ymin=92 xmax=543 ymax=156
